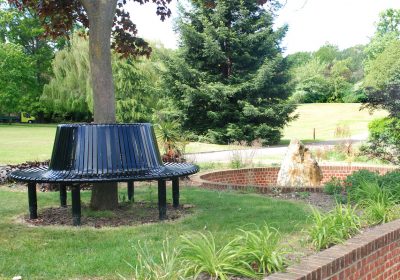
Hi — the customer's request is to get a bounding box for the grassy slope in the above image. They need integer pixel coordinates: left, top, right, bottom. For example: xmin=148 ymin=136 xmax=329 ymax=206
xmin=282 ymin=103 xmax=387 ymax=142
xmin=0 ymin=104 xmax=387 ymax=164
xmin=0 ymin=185 xmax=310 ymax=279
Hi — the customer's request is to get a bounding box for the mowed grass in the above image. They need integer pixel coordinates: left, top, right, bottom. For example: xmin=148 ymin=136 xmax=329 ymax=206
xmin=283 ymin=103 xmax=387 ymax=142
xmin=0 ymin=104 xmax=388 ymax=164
xmin=0 ymin=185 xmax=310 ymax=279
xmin=0 ymin=124 xmax=56 ymax=165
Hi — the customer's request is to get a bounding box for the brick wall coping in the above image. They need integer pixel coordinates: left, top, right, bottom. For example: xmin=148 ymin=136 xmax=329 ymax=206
xmin=264 ymin=219 xmax=400 ymax=280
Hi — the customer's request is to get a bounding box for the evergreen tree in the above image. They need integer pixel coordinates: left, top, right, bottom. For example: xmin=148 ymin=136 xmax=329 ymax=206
xmin=163 ymin=0 xmax=295 ymax=145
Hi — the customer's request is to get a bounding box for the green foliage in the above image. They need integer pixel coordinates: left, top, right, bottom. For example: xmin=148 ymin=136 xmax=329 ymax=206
xmin=180 ymin=232 xmax=255 ymax=280
xmin=0 ymin=42 xmax=38 ymax=114
xmin=362 ymin=191 xmax=398 ymax=225
xmin=0 ymin=2 xmax=57 ymax=119
xmin=237 ymin=225 xmax=288 ymax=275
xmin=360 ymin=118 xmax=400 ymax=165
xmin=164 ymin=0 xmax=295 ymax=144
xmin=41 ymin=35 xmax=92 ymax=121
xmin=376 ymin=9 xmax=400 ymax=37
xmin=363 ymin=40 xmax=400 ymax=90
xmin=380 ymin=170 xmax=400 ymax=200
xmin=122 ymin=240 xmax=184 ymax=280
xmin=314 ymin=43 xmax=340 ymax=64
xmin=323 ymin=177 xmax=343 ymax=195
xmin=344 ymin=169 xmax=380 ymax=194
xmin=289 ymin=44 xmax=364 ymax=103
xmin=346 ymin=178 xmax=399 ymax=225
xmin=42 ymin=35 xmax=165 ymax=122
xmin=307 ymin=205 xmax=361 ymax=251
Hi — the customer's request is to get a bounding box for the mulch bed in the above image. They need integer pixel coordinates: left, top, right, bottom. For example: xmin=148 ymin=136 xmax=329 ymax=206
xmin=24 ymin=202 xmax=194 ymax=228
xmin=267 ymin=192 xmax=336 ymax=210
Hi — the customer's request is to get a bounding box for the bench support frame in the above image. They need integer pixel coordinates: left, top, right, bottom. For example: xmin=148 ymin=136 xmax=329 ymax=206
xmin=28 ymin=182 xmax=38 ymax=219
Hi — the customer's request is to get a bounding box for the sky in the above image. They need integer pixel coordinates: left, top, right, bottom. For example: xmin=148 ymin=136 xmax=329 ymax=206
xmin=127 ymin=0 xmax=400 ymax=55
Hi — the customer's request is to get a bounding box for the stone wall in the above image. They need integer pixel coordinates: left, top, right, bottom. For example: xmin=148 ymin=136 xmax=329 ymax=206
xmin=264 ymin=219 xmax=400 ymax=280
xmin=193 ymin=165 xmax=396 ymax=193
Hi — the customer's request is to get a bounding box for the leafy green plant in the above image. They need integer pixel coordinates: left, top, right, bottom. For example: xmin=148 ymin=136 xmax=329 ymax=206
xmin=353 ymin=180 xmax=399 ymax=225
xmin=121 ymin=240 xmax=184 ymax=280
xmin=345 ymin=170 xmax=380 ymax=196
xmin=307 ymin=204 xmax=361 ymax=251
xmin=323 ymin=177 xmax=343 ymax=195
xmin=180 ymin=232 xmax=255 ymax=280
xmin=379 ymin=170 xmax=400 ymax=202
xmin=362 ymin=196 xmax=399 ymax=225
xmin=237 ymin=225 xmax=288 ymax=275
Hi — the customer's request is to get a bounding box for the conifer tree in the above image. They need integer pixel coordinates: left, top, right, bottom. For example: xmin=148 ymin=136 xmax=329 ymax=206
xmin=164 ymin=0 xmax=295 ymax=144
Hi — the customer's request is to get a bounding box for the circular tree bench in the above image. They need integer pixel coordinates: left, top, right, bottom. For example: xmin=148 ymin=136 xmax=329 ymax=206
xmin=9 ymin=123 xmax=199 ymax=226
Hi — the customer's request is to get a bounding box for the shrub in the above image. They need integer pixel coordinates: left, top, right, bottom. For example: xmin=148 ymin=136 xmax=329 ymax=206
xmin=345 ymin=169 xmax=380 ymax=195
xmin=359 ymin=117 xmax=400 ymax=165
xmin=237 ymin=225 xmax=288 ymax=275
xmin=323 ymin=177 xmax=343 ymax=195
xmin=307 ymin=204 xmax=361 ymax=251
xmin=379 ymin=170 xmax=400 ymax=202
xmin=180 ymin=232 xmax=255 ymax=280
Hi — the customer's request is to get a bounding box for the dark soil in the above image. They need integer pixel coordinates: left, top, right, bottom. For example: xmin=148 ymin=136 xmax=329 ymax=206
xmin=24 ymin=202 xmax=194 ymax=228
xmin=266 ymin=191 xmax=336 ymax=210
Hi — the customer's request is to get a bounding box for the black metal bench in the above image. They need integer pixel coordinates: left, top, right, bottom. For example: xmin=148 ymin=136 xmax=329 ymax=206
xmin=9 ymin=123 xmax=199 ymax=226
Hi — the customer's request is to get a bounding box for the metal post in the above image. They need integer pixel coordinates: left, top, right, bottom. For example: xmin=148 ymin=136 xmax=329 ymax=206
xmin=127 ymin=181 xmax=134 ymax=202
xmin=71 ymin=184 xmax=81 ymax=226
xmin=158 ymin=180 xmax=167 ymax=220
xmin=27 ymin=182 xmax=37 ymax=219
xmin=59 ymin=183 xmax=67 ymax=207
xmin=172 ymin=177 xmax=180 ymax=208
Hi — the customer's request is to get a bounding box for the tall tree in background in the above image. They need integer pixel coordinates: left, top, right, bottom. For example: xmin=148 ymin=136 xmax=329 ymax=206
xmin=0 ymin=43 xmax=37 ymax=115
xmin=0 ymin=0 xmax=55 ymax=118
xmin=42 ymin=34 xmax=163 ymax=123
xmin=164 ymin=0 xmax=294 ymax=144
xmin=10 ymin=0 xmax=172 ymax=210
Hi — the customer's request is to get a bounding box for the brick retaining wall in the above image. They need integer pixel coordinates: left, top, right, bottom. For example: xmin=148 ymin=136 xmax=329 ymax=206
xmin=264 ymin=219 xmax=400 ymax=280
xmin=193 ymin=165 xmax=396 ymax=193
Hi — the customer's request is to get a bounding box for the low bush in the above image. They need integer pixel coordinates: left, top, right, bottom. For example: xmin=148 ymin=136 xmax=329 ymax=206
xmin=307 ymin=204 xmax=361 ymax=251
xmin=379 ymin=170 xmax=400 ymax=202
xmin=345 ymin=169 xmax=380 ymax=195
xmin=323 ymin=177 xmax=343 ymax=195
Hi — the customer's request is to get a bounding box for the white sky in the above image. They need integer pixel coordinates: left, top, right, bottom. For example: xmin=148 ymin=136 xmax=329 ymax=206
xmin=127 ymin=0 xmax=400 ymax=55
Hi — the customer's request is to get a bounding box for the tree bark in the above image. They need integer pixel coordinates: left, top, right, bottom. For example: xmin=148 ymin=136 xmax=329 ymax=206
xmin=81 ymin=0 xmax=119 ymax=210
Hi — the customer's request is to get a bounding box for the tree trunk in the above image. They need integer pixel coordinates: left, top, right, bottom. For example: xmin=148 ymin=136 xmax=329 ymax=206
xmin=81 ymin=0 xmax=119 ymax=210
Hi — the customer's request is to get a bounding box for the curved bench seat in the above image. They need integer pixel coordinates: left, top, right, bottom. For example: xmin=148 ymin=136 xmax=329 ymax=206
xmin=9 ymin=123 xmax=199 ymax=225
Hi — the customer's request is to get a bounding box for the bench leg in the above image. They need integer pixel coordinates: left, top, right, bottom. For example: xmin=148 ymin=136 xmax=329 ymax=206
xmin=158 ymin=180 xmax=167 ymax=220
xmin=60 ymin=184 xmax=67 ymax=207
xmin=172 ymin=178 xmax=180 ymax=208
xmin=71 ymin=184 xmax=81 ymax=226
xmin=127 ymin=181 xmax=134 ymax=202
xmin=28 ymin=182 xmax=37 ymax=219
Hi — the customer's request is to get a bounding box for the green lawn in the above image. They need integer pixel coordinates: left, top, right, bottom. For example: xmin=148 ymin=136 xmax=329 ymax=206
xmin=0 ymin=124 xmax=56 ymax=165
xmin=0 ymin=103 xmax=387 ymax=164
xmin=0 ymin=185 xmax=310 ymax=279
xmin=282 ymin=103 xmax=387 ymax=142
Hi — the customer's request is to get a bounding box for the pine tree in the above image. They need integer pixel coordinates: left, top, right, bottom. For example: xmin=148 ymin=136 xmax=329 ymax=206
xmin=164 ymin=0 xmax=295 ymax=144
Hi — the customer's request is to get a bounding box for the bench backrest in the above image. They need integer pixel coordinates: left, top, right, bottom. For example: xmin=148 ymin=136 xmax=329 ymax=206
xmin=49 ymin=123 xmax=163 ymax=175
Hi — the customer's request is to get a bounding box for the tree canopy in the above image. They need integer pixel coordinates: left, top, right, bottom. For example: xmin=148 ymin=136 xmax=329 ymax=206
xmin=163 ymin=0 xmax=294 ymax=145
